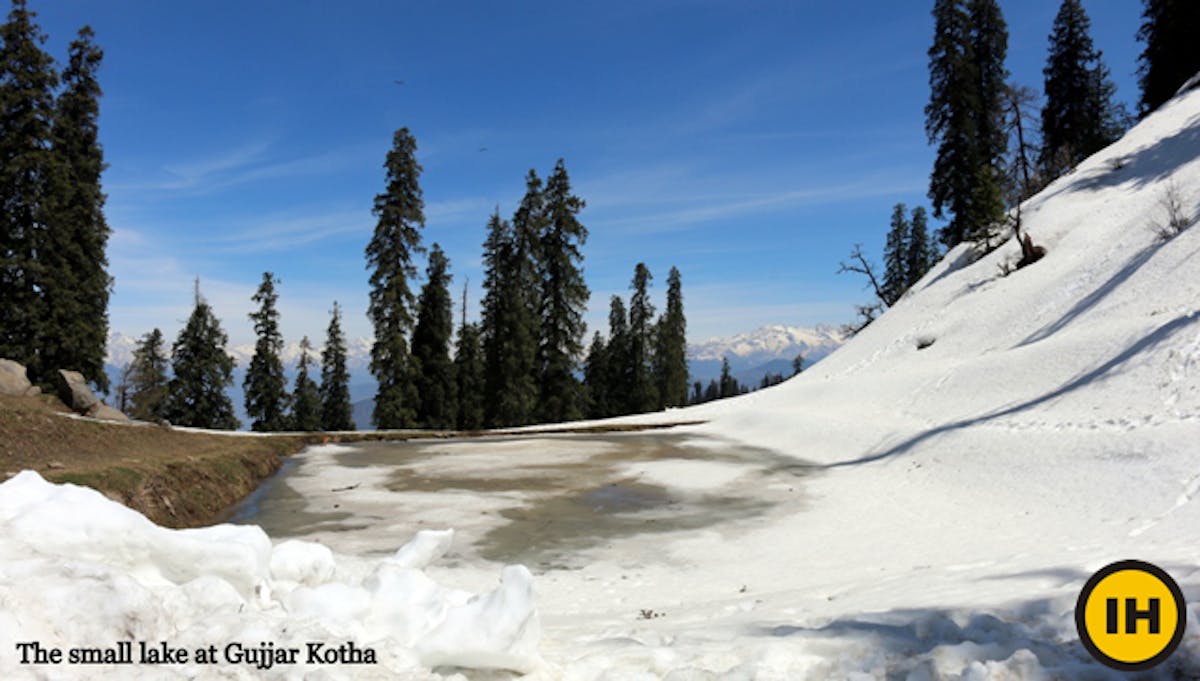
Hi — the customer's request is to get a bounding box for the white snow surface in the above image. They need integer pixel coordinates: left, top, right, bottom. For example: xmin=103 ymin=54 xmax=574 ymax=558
xmin=4 ymin=80 xmax=1200 ymax=679
xmin=0 ymin=470 xmax=541 ymax=679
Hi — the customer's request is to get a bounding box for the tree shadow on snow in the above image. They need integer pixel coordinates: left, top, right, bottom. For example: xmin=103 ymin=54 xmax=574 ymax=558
xmin=825 ymin=311 xmax=1200 ymax=468
xmin=753 ymin=595 xmax=1200 ymax=679
xmin=1042 ymin=112 xmax=1200 ymax=201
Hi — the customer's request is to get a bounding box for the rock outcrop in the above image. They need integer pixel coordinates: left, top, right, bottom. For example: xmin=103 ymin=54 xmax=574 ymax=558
xmin=0 ymin=359 xmax=40 ymax=397
xmin=86 ymin=403 xmax=130 ymax=422
xmin=56 ymin=370 xmax=100 ymax=413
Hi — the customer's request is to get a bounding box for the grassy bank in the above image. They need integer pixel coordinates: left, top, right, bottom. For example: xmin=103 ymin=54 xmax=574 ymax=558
xmin=1 ymin=393 xmax=703 ymax=528
xmin=0 ymin=394 xmax=315 ymax=527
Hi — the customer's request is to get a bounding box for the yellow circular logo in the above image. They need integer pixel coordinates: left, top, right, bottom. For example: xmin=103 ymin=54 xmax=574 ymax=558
xmin=1076 ymin=560 xmax=1186 ymax=671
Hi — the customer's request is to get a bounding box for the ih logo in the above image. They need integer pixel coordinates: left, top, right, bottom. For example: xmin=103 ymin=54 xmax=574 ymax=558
xmin=1076 ymin=559 xmax=1187 ymax=671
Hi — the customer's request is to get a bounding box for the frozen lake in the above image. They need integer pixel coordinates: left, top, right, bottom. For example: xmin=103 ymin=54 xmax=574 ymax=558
xmin=224 ymin=431 xmax=816 ymax=572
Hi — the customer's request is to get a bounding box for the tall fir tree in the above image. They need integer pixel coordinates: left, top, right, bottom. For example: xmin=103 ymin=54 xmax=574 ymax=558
xmin=926 ymin=0 xmax=1009 ymax=248
xmin=905 ymin=206 xmax=937 ymax=289
xmin=604 ymin=295 xmax=631 ymax=416
xmin=163 ymin=283 xmax=239 ymax=430
xmin=0 ymin=0 xmax=57 ymax=384
xmin=582 ymin=331 xmax=610 ymax=418
xmin=320 ymin=301 xmax=354 ymax=431
xmin=881 ymin=204 xmax=910 ymax=307
xmin=289 ymin=336 xmax=321 ymax=432
xmin=452 ymin=282 xmax=485 ymax=431
xmin=966 ymin=0 xmax=1009 ymax=242
xmin=366 ymin=127 xmax=425 ymax=428
xmin=537 ymin=159 xmax=589 ymax=424
xmin=627 ymin=263 xmax=658 ymax=413
xmin=480 ymin=189 xmax=540 ymax=426
xmin=411 ymin=243 xmax=456 ymax=429
xmin=652 ymin=266 xmax=688 ymax=409
xmin=1040 ymin=0 xmax=1123 ymax=178
xmin=127 ymin=328 xmax=168 ymax=421
xmin=1136 ymin=0 xmax=1200 ymax=116
xmin=43 ymin=25 xmax=110 ymax=392
xmin=244 ymin=272 xmax=288 ymax=432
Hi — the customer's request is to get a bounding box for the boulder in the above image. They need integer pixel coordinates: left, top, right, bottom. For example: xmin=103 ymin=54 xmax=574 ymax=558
xmin=0 ymin=359 xmax=33 ymax=396
xmin=87 ymin=402 xmax=130 ymax=422
xmin=56 ymin=369 xmax=100 ymax=413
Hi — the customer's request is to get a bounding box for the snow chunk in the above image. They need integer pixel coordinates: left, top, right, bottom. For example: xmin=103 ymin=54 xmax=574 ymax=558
xmin=0 ymin=471 xmax=542 ymax=676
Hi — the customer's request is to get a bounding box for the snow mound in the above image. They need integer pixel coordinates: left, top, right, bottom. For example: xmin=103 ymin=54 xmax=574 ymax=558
xmin=0 ymin=471 xmax=542 ymax=678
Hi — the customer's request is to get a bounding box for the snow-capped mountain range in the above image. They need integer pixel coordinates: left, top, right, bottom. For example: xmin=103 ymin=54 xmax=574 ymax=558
xmin=687 ymin=323 xmax=846 ymax=364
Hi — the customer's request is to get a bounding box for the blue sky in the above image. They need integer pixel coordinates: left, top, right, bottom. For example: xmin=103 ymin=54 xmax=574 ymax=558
xmin=32 ymin=0 xmax=1143 ymax=346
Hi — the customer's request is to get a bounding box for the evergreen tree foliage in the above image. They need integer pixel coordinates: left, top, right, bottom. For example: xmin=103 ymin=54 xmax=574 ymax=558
xmin=289 ymin=335 xmax=321 ymax=432
xmin=718 ymin=357 xmax=738 ymax=399
xmin=627 ymin=263 xmax=658 ymax=414
xmin=480 ymin=201 xmax=539 ymax=427
xmin=163 ymin=284 xmax=238 ymax=430
xmin=453 ymin=321 xmax=485 ymax=431
xmin=652 ymin=266 xmax=688 ymax=409
xmin=411 ymin=243 xmax=456 ymax=429
xmin=366 ymin=127 xmax=425 ymax=428
xmin=43 ymin=25 xmax=110 ymax=392
xmin=604 ymin=295 xmax=631 ymax=416
xmin=582 ymin=331 xmax=609 ymax=418
xmin=905 ymin=206 xmax=937 ymax=289
xmin=792 ymin=354 xmax=805 ymax=377
xmin=0 ymin=0 xmax=58 ymax=384
xmin=319 ymin=301 xmax=355 ymax=431
xmin=703 ymin=379 xmax=719 ymax=403
xmin=1136 ymin=0 xmax=1200 ymax=116
xmin=926 ymin=0 xmax=1009 ymax=247
xmin=244 ymin=272 xmax=288 ymax=432
xmin=1040 ymin=0 xmax=1123 ymax=178
xmin=882 ymin=204 xmax=910 ymax=306
xmin=537 ymin=159 xmax=589 ymax=424
xmin=127 ymin=328 xmax=168 ymax=421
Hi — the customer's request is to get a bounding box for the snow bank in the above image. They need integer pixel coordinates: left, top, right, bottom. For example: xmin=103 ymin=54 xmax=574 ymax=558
xmin=0 ymin=471 xmax=542 ymax=678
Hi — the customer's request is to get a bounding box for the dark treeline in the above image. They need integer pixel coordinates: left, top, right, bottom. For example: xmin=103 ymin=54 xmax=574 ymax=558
xmin=581 ymin=264 xmax=689 ymax=419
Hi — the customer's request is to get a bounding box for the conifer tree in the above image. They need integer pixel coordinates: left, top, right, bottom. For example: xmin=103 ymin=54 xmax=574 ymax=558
xmin=703 ymin=379 xmax=719 ymax=403
xmin=43 ymin=25 xmax=110 ymax=392
xmin=127 ymin=328 xmax=169 ymax=421
xmin=453 ymin=322 xmax=485 ymax=430
xmin=582 ymin=332 xmax=609 ymax=418
xmin=1040 ymin=0 xmax=1123 ymax=178
xmin=537 ymin=159 xmax=589 ymax=423
xmin=411 ymin=244 xmax=456 ymax=429
xmin=0 ymin=0 xmax=58 ymax=384
xmin=882 ymin=204 xmax=910 ymax=306
xmin=1136 ymin=0 xmax=1200 ymax=116
xmin=452 ymin=282 xmax=485 ymax=431
xmin=163 ymin=283 xmax=238 ymax=430
xmin=289 ymin=335 xmax=321 ymax=432
xmin=792 ymin=354 xmax=805 ymax=377
xmin=366 ymin=127 xmax=424 ymax=428
xmin=627 ymin=263 xmax=658 ymax=413
xmin=243 ymin=272 xmax=288 ymax=431
xmin=480 ymin=201 xmax=539 ymax=427
xmin=653 ymin=266 xmax=688 ymax=409
xmin=320 ymin=301 xmax=355 ymax=431
xmin=926 ymin=0 xmax=1009 ymax=247
xmin=905 ymin=206 xmax=937 ymax=288
xmin=718 ymin=357 xmax=738 ymax=399
xmin=604 ymin=295 xmax=631 ymax=416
